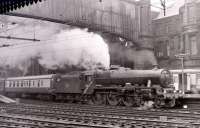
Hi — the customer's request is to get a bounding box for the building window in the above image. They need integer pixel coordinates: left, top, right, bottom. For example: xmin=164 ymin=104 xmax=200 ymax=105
xmin=158 ymin=52 xmax=163 ymax=57
xmin=166 ymin=40 xmax=170 ymax=56
xmin=188 ymin=6 xmax=196 ymax=24
xmin=166 ymin=26 xmax=169 ymax=34
xmin=190 ymin=36 xmax=198 ymax=55
xmin=156 ymin=40 xmax=170 ymax=58
xmin=156 ymin=41 xmax=164 ymax=57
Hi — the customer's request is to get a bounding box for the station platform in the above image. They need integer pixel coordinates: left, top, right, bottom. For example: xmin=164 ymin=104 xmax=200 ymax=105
xmin=0 ymin=95 xmax=16 ymax=103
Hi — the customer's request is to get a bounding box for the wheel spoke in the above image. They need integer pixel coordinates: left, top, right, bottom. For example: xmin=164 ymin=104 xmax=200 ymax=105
xmin=107 ymin=92 xmax=119 ymax=106
xmin=93 ymin=93 xmax=105 ymax=105
xmin=165 ymin=98 xmax=176 ymax=108
xmin=122 ymin=96 xmax=134 ymax=107
xmin=84 ymin=95 xmax=94 ymax=105
xmin=154 ymin=97 xmax=164 ymax=108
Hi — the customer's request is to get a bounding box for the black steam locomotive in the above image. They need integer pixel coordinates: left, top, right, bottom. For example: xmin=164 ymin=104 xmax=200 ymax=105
xmin=0 ymin=66 xmax=177 ymax=108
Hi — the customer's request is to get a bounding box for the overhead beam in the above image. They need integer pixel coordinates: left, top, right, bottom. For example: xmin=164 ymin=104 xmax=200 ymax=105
xmin=0 ymin=0 xmax=43 ymax=14
xmin=0 ymin=36 xmax=40 ymax=41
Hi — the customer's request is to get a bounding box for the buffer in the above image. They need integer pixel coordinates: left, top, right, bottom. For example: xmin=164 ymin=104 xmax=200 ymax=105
xmin=0 ymin=95 xmax=16 ymax=103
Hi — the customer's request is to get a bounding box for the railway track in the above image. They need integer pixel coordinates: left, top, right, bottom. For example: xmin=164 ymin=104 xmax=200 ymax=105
xmin=0 ymin=113 xmax=114 ymax=128
xmin=0 ymin=103 xmax=198 ymax=122
xmin=1 ymin=101 xmax=199 ymax=120
xmin=0 ymin=111 xmax=193 ymax=128
xmin=0 ymin=100 xmax=199 ymax=128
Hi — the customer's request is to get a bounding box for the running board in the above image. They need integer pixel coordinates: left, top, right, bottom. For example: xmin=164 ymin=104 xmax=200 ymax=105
xmin=0 ymin=95 xmax=16 ymax=103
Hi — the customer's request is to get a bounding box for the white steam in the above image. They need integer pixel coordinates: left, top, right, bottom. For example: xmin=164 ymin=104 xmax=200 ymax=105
xmin=0 ymin=16 xmax=110 ymax=72
xmin=38 ymin=29 xmax=110 ymax=69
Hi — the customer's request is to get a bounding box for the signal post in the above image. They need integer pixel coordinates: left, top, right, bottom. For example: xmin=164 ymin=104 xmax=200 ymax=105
xmin=175 ymin=53 xmax=189 ymax=94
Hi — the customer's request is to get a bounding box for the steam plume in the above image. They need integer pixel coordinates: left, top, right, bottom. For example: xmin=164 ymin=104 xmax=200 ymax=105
xmin=38 ymin=28 xmax=110 ymax=70
xmin=0 ymin=16 xmax=110 ymax=74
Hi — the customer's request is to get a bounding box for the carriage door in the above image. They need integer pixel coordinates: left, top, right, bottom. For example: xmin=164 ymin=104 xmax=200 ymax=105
xmin=187 ymin=74 xmax=191 ymax=91
xmin=178 ymin=73 xmax=187 ymax=93
xmin=0 ymin=72 xmax=7 ymax=94
xmin=196 ymin=74 xmax=200 ymax=91
xmin=173 ymin=74 xmax=179 ymax=90
xmin=0 ymin=79 xmax=5 ymax=94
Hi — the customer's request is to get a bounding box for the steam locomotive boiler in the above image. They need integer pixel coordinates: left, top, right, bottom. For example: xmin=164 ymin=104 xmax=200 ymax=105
xmin=94 ymin=67 xmax=171 ymax=87
xmin=0 ymin=67 xmax=177 ymax=108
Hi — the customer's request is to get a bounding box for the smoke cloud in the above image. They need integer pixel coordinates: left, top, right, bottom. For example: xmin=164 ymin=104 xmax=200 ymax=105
xmin=125 ymin=48 xmax=157 ymax=66
xmin=109 ymin=43 xmax=157 ymax=68
xmin=0 ymin=16 xmax=110 ymax=74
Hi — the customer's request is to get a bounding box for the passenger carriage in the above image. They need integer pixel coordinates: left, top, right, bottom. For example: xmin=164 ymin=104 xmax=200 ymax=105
xmin=171 ymin=69 xmax=200 ymax=94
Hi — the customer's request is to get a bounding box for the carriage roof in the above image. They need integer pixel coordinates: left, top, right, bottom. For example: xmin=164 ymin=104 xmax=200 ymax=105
xmin=170 ymin=69 xmax=200 ymax=74
xmin=6 ymin=74 xmax=56 ymax=80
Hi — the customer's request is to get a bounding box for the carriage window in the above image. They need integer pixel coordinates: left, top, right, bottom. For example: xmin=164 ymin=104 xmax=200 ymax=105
xmin=31 ymin=80 xmax=32 ymax=87
xmin=38 ymin=80 xmax=40 ymax=87
xmin=21 ymin=81 xmax=23 ymax=87
xmin=13 ymin=81 xmax=15 ymax=87
xmin=40 ymin=80 xmax=43 ymax=86
xmin=17 ymin=81 xmax=19 ymax=87
xmin=23 ymin=81 xmax=26 ymax=87
xmin=9 ymin=81 xmax=12 ymax=87
xmin=18 ymin=81 xmax=21 ymax=87
xmin=31 ymin=80 xmax=33 ymax=87
xmin=24 ymin=81 xmax=26 ymax=87
xmin=30 ymin=80 xmax=32 ymax=87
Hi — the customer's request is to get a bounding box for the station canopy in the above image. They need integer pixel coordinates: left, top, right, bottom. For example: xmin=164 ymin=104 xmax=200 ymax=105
xmin=0 ymin=0 xmax=42 ymax=14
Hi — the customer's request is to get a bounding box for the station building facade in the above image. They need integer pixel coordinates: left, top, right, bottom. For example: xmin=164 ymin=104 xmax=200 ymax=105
xmin=152 ymin=0 xmax=200 ymax=92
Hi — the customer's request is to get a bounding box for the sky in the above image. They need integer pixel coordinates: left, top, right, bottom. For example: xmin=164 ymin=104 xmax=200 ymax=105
xmin=151 ymin=0 xmax=179 ymax=10
xmin=150 ymin=0 xmax=185 ymax=18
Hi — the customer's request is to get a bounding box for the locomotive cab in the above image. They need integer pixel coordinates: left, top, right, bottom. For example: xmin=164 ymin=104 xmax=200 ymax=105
xmin=80 ymin=71 xmax=95 ymax=94
xmin=0 ymin=78 xmax=5 ymax=94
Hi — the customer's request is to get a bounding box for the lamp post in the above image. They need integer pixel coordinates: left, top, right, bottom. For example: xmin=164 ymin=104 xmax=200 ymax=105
xmin=175 ymin=53 xmax=189 ymax=94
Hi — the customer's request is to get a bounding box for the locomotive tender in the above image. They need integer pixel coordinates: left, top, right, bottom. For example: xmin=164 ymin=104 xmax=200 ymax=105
xmin=0 ymin=67 xmax=177 ymax=108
